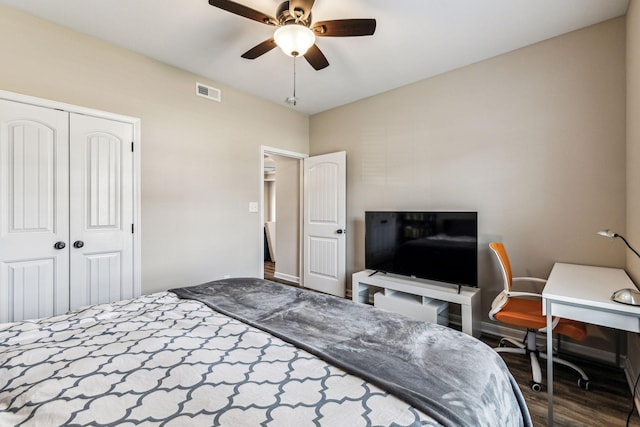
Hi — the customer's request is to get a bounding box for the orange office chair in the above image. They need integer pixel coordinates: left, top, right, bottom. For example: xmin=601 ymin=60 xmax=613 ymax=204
xmin=488 ymin=242 xmax=589 ymax=392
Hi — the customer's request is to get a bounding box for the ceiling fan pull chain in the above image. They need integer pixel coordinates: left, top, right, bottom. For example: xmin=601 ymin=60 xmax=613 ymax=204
xmin=292 ymin=55 xmax=297 ymax=106
xmin=285 ymin=55 xmax=298 ymax=106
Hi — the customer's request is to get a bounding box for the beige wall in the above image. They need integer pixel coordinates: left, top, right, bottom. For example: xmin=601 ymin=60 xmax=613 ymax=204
xmin=0 ymin=5 xmax=309 ymax=294
xmin=273 ymin=155 xmax=301 ymax=281
xmin=310 ymin=18 xmax=627 ymax=333
xmin=626 ymin=0 xmax=640 ymax=372
xmin=627 ymin=2 xmax=640 ymax=286
xmin=263 ymin=180 xmax=275 ymax=223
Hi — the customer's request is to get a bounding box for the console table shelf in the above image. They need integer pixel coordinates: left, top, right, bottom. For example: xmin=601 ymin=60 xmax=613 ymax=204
xmin=352 ymin=270 xmax=482 ymax=337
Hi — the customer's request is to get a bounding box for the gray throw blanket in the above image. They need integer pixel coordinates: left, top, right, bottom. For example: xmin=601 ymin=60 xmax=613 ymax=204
xmin=171 ymin=278 xmax=532 ymax=427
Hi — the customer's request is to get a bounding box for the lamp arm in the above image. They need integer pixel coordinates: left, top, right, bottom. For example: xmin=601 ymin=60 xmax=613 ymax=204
xmin=616 ymin=234 xmax=640 ymax=259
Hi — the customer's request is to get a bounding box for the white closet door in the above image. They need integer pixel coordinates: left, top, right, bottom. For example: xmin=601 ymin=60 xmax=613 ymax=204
xmin=0 ymin=100 xmax=70 ymax=322
xmin=69 ymin=114 xmax=134 ymax=308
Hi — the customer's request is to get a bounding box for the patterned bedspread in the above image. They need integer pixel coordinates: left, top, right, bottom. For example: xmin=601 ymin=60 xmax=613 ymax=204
xmin=1 ymin=291 xmax=441 ymax=426
xmin=1 ymin=278 xmax=532 ymax=426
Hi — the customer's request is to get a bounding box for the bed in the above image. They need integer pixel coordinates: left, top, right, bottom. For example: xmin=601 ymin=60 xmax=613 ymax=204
xmin=0 ymin=278 xmax=532 ymax=426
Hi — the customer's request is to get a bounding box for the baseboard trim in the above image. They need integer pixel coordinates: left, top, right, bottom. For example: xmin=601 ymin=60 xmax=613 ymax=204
xmin=274 ymin=272 xmax=299 ymax=284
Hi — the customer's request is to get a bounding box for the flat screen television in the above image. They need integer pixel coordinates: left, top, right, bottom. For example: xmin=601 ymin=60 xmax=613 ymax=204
xmin=365 ymin=211 xmax=478 ymax=287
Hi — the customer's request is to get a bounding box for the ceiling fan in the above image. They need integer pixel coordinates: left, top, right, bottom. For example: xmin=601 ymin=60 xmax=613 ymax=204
xmin=209 ymin=0 xmax=376 ymax=70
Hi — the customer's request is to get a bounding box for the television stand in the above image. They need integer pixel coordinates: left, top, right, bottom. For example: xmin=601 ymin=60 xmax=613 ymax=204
xmin=352 ymin=270 xmax=482 ymax=337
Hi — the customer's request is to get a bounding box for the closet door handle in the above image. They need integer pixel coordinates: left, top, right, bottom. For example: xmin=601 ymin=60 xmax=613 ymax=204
xmin=73 ymin=240 xmax=84 ymax=249
xmin=53 ymin=241 xmax=66 ymax=250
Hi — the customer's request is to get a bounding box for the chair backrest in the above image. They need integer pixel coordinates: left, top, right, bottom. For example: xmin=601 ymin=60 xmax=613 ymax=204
xmin=489 ymin=242 xmax=512 ymax=292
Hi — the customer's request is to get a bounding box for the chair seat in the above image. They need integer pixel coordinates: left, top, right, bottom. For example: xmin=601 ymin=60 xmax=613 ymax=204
xmin=494 ymin=297 xmax=587 ymax=341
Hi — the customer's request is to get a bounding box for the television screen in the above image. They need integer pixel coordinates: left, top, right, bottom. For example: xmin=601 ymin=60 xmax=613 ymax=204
xmin=365 ymin=211 xmax=478 ymax=287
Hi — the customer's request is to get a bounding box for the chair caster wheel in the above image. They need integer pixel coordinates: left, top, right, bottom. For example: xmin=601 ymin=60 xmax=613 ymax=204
xmin=530 ymin=381 xmax=543 ymax=392
xmin=578 ymin=378 xmax=590 ymax=390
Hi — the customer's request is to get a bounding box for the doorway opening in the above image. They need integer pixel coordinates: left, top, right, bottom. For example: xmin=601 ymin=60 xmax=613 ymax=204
xmin=260 ymin=146 xmax=306 ymax=285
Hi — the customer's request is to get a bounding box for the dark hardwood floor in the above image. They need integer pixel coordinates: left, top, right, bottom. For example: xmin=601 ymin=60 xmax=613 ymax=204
xmin=263 ymin=260 xmax=278 ymax=282
xmin=483 ymin=334 xmax=640 ymax=426
xmin=263 ymin=262 xmax=639 ymax=426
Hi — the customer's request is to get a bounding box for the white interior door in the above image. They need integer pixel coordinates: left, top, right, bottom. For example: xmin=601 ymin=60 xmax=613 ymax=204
xmin=303 ymin=151 xmax=346 ymax=297
xmin=69 ymin=114 xmax=134 ymax=308
xmin=0 ymin=100 xmax=70 ymax=322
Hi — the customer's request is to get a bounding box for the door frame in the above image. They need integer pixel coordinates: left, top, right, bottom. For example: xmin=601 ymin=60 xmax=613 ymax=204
xmin=0 ymin=89 xmax=143 ymax=298
xmin=259 ymin=146 xmax=307 ymax=282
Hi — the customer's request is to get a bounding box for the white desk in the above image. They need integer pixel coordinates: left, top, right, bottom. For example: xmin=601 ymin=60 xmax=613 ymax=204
xmin=542 ymin=263 xmax=640 ymax=425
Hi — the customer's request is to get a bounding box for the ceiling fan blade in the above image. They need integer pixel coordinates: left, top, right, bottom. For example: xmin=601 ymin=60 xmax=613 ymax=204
xmin=312 ymin=19 xmax=376 ymax=37
xmin=209 ymin=0 xmax=277 ymax=25
xmin=241 ymin=38 xmax=278 ymax=59
xmin=289 ymin=0 xmax=315 ymax=21
xmin=304 ymin=44 xmax=329 ymax=70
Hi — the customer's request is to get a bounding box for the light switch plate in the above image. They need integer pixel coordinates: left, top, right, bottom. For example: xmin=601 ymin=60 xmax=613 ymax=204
xmin=249 ymin=202 xmax=258 ymax=213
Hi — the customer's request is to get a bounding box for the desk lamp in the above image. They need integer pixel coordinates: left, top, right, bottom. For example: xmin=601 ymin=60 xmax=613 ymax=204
xmin=598 ymin=229 xmax=640 ymax=305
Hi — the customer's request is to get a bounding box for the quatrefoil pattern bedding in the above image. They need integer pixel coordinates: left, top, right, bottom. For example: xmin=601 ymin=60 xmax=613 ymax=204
xmin=0 ymin=292 xmax=437 ymax=426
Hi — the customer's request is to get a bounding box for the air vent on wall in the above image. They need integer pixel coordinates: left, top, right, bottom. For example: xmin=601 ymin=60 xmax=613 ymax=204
xmin=196 ymin=82 xmax=221 ymax=102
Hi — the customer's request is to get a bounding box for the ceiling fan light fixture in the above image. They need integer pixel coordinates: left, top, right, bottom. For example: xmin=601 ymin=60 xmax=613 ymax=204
xmin=274 ymin=24 xmax=315 ymax=57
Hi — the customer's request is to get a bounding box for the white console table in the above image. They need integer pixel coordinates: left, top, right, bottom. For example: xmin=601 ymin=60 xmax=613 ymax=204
xmin=352 ymin=270 xmax=482 ymax=337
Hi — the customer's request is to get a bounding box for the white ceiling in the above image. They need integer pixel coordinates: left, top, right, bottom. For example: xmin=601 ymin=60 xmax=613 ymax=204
xmin=0 ymin=0 xmax=629 ymax=115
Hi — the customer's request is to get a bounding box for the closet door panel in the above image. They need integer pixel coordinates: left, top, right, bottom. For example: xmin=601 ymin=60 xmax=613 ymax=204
xmin=5 ymin=259 xmax=56 ymax=321
xmin=69 ymin=114 xmax=134 ymax=309
xmin=0 ymin=99 xmax=70 ymax=322
xmin=86 ymin=252 xmax=122 ymax=305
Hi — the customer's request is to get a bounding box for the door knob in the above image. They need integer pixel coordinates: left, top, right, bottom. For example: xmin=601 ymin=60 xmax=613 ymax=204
xmin=336 ymin=229 xmax=346 ymax=234
xmin=73 ymin=240 xmax=84 ymax=249
xmin=53 ymin=241 xmax=66 ymax=250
